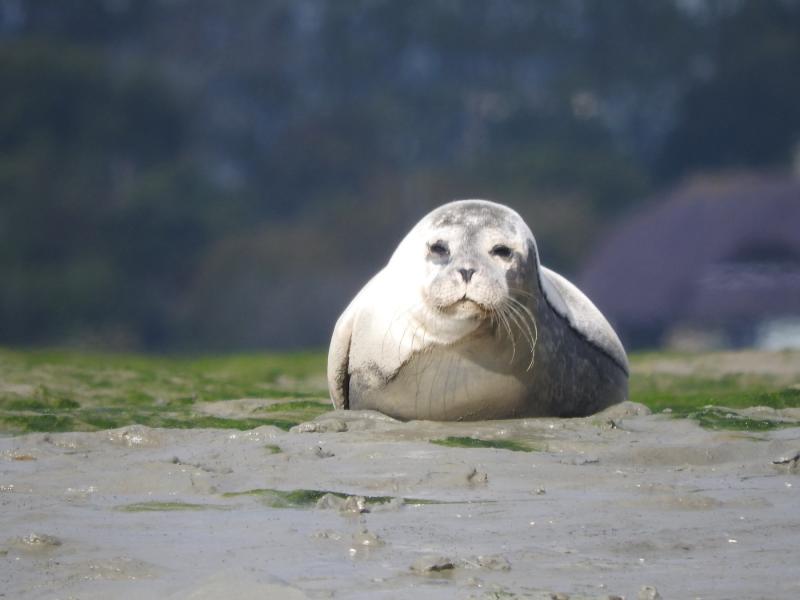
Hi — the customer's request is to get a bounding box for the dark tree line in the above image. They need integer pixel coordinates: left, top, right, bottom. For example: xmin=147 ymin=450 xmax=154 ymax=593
xmin=1 ymin=0 xmax=798 ymax=350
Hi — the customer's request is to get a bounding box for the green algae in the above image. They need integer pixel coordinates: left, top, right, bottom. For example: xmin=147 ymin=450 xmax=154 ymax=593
xmin=0 ymin=348 xmax=327 ymax=434
xmin=260 ymin=400 xmax=330 ymax=412
xmin=629 ymin=352 xmax=800 ymax=431
xmin=118 ymin=501 xmax=230 ymax=512
xmin=221 ymin=488 xmax=442 ymax=508
xmin=0 ymin=408 xmax=305 ymax=434
xmin=2 ymin=348 xmax=799 ymax=434
xmin=253 ymin=399 xmax=330 ymax=425
xmin=430 ymin=436 xmax=537 ymax=452
xmin=230 ymin=488 xmax=334 ymax=507
xmin=0 ymin=414 xmax=77 ymax=433
xmin=673 ymin=406 xmax=798 ymax=432
xmin=222 ymin=488 xmax=358 ymax=507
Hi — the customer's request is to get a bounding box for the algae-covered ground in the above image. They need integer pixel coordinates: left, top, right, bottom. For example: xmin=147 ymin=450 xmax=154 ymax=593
xmin=630 ymin=350 xmax=800 ymax=431
xmin=1 ymin=347 xmax=799 ymax=435
xmin=0 ymin=348 xmax=331 ymax=434
xmin=2 ymin=348 xmax=800 ymax=599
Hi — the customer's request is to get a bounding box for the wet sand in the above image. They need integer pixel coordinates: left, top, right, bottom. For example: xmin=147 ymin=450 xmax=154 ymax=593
xmin=2 ymin=401 xmax=799 ymax=599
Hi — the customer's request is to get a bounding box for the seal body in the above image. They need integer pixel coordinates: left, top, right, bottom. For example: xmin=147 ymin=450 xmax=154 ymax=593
xmin=328 ymin=200 xmax=628 ymax=420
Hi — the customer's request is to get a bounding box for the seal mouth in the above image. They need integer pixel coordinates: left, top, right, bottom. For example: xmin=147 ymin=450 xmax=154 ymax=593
xmin=440 ymin=297 xmax=489 ymax=319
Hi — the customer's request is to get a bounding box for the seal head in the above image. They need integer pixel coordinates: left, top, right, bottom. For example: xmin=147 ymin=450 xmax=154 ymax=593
xmin=391 ymin=201 xmax=536 ymax=344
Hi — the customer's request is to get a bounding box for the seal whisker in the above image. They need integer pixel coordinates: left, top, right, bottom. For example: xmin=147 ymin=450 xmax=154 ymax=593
xmin=504 ymin=307 xmax=519 ymax=363
xmin=488 ymin=310 xmax=500 ymax=339
xmin=509 ymin=287 xmax=536 ymax=298
xmin=507 ymin=301 xmax=536 ymax=363
xmin=495 ymin=305 xmax=517 ymax=363
xmin=505 ymin=297 xmax=538 ymax=371
xmin=503 ymin=300 xmax=534 ymax=368
xmin=504 ymin=303 xmax=532 ymax=367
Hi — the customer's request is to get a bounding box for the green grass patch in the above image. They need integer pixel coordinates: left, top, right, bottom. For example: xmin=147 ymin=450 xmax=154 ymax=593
xmin=260 ymin=400 xmax=329 ymax=412
xmin=430 ymin=436 xmax=537 ymax=452
xmin=671 ymin=406 xmax=796 ymax=432
xmin=0 ymin=414 xmax=77 ymax=433
xmin=0 ymin=407 xmax=305 ymax=433
xmin=253 ymin=399 xmax=330 ymax=425
xmin=629 ymin=351 xmax=800 ymax=431
xmin=632 ymin=381 xmax=800 ymax=414
xmin=751 ymin=387 xmax=800 ymax=409
xmin=2 ymin=398 xmax=49 ymax=411
xmin=0 ymin=347 xmax=327 ymax=434
xmin=2 ymin=348 xmax=798 ymax=434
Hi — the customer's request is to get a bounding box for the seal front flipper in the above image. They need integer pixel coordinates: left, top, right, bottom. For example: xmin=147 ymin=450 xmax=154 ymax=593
xmin=539 ymin=266 xmax=628 ymax=374
xmin=327 ymin=307 xmax=354 ymax=409
xmin=327 ymin=272 xmax=386 ymax=409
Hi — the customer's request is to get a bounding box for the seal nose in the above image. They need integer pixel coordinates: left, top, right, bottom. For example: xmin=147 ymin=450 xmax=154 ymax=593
xmin=458 ymin=268 xmax=476 ymax=283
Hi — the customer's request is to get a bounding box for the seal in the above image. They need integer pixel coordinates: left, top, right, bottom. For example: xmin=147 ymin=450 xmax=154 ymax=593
xmin=327 ymin=200 xmax=628 ymax=420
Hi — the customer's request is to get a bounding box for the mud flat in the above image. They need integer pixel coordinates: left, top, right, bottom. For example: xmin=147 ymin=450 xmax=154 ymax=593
xmin=2 ymin=398 xmax=800 ymax=599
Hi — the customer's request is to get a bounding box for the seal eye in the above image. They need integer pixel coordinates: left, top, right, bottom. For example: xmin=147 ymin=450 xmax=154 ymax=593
xmin=428 ymin=241 xmax=450 ymax=257
xmin=490 ymin=244 xmax=513 ymax=259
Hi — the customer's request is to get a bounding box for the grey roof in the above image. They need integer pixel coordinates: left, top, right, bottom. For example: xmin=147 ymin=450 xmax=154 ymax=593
xmin=578 ymin=172 xmax=800 ymax=343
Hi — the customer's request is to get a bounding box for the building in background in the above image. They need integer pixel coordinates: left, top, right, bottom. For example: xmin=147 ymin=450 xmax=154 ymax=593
xmin=579 ymin=172 xmax=800 ymax=351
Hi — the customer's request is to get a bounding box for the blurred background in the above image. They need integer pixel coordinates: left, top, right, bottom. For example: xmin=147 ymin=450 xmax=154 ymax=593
xmin=1 ymin=0 xmax=799 ymax=353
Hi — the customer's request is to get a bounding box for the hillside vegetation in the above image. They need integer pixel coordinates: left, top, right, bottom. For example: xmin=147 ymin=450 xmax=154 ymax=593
xmin=2 ymin=1 xmax=799 ymax=350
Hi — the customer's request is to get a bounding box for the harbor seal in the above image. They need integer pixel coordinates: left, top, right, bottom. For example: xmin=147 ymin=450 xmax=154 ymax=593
xmin=327 ymin=200 xmax=628 ymax=420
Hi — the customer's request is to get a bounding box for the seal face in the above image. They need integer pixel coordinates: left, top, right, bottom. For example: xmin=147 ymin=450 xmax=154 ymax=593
xmin=328 ymin=200 xmax=628 ymax=421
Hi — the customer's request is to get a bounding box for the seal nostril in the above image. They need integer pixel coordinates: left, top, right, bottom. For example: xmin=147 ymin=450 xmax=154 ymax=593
xmin=459 ymin=268 xmax=476 ymax=283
